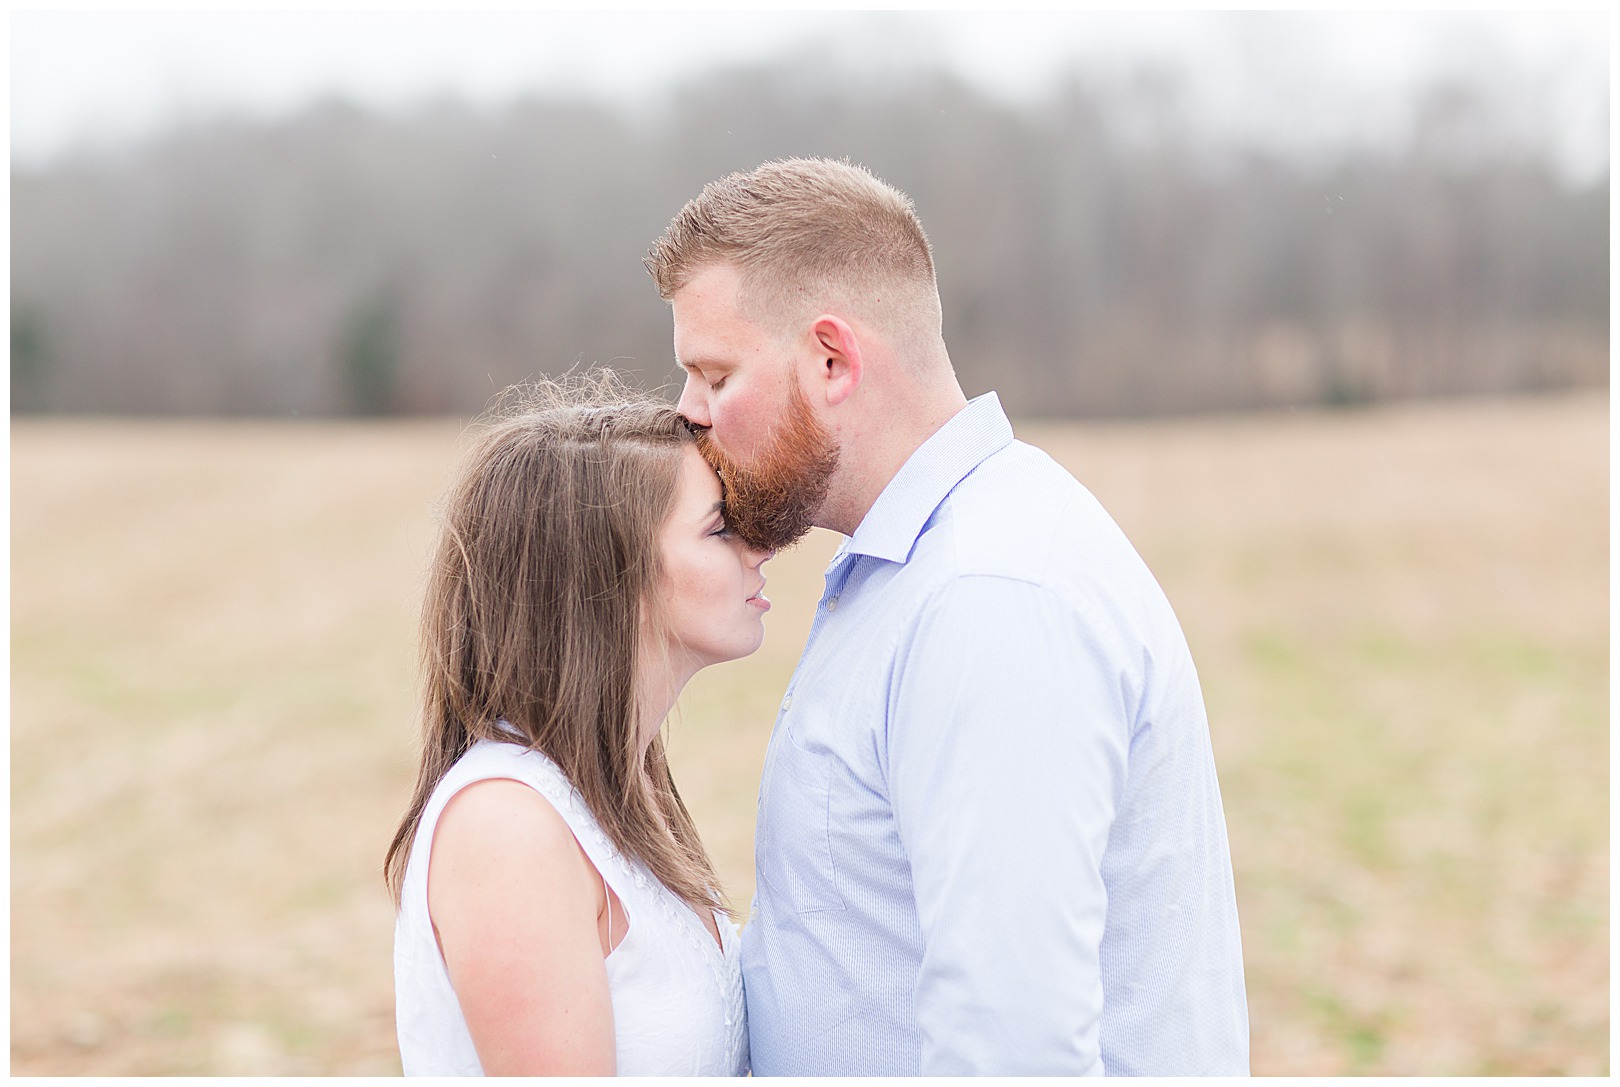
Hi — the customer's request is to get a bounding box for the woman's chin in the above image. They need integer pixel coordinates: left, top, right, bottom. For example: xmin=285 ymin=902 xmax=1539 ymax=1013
xmin=733 ymin=628 xmax=768 ymax=664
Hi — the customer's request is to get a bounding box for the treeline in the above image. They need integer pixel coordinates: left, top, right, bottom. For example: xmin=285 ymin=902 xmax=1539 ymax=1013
xmin=10 ymin=61 xmax=1608 ymax=417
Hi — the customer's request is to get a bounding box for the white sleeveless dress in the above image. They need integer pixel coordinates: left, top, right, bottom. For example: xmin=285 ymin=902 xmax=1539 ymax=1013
xmin=394 ymin=738 xmax=748 ymax=1075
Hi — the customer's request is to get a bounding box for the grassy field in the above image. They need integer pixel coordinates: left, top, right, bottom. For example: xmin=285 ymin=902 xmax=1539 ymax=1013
xmin=10 ymin=391 xmax=1608 ymax=1074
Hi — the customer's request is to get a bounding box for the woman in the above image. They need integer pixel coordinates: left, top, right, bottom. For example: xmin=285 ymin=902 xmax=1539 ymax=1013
xmin=384 ymin=376 xmax=771 ymax=1075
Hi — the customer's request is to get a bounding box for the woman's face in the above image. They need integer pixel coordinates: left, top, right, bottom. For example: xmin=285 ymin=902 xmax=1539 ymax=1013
xmin=654 ymin=444 xmax=774 ymax=673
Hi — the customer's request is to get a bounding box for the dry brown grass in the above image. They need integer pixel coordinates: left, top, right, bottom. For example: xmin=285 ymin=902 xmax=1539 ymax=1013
xmin=11 ymin=391 xmax=1607 ymax=1074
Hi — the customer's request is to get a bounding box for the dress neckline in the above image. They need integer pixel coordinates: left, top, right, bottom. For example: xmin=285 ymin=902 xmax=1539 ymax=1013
xmin=684 ymin=903 xmax=725 ymax=957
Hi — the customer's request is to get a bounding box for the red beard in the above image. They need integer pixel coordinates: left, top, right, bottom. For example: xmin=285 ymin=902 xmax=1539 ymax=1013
xmin=692 ymin=381 xmax=839 ymax=552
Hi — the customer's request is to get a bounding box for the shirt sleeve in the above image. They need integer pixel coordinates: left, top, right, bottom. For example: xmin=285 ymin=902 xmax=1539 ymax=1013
xmin=885 ymin=574 xmax=1130 ymax=1075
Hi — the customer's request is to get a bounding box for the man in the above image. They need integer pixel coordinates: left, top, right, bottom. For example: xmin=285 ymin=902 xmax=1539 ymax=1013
xmin=646 ymin=158 xmax=1249 ymax=1075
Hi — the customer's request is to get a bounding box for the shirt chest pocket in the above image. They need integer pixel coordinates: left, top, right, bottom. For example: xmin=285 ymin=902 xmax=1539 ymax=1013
xmin=757 ymin=724 xmax=847 ymax=914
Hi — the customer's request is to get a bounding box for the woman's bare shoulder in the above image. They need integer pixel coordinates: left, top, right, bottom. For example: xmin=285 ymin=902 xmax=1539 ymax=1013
xmin=430 ymin=776 xmax=590 ymax=885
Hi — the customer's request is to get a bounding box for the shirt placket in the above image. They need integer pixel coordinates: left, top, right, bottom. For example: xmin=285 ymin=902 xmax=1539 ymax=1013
xmin=757 ymin=549 xmax=860 ymax=805
xmin=781 ymin=548 xmax=859 ymax=710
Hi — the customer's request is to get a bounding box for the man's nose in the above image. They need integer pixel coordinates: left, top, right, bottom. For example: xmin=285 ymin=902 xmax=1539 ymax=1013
xmin=745 ymin=545 xmax=775 ymax=569
xmin=676 ymin=375 xmax=710 ymax=428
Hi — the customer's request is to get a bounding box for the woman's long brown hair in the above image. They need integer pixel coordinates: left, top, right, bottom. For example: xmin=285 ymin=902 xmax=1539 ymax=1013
xmin=384 ymin=374 xmax=725 ymax=917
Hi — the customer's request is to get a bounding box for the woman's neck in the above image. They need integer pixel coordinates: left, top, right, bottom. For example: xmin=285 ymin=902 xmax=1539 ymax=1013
xmin=634 ymin=650 xmax=698 ymax=757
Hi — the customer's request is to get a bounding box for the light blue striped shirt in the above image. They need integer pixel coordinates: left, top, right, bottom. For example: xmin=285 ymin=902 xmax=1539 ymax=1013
xmin=741 ymin=392 xmax=1249 ymax=1075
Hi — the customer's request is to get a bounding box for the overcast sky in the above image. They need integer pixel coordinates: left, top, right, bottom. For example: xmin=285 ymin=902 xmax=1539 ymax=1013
xmin=10 ymin=9 xmax=1611 ymax=183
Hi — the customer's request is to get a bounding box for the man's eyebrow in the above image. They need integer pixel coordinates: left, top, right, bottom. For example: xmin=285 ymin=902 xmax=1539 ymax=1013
xmin=677 ymin=354 xmax=731 ymax=374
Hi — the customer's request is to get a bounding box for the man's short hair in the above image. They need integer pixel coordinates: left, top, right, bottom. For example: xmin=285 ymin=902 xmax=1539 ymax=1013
xmin=646 ymin=157 xmax=941 ymax=337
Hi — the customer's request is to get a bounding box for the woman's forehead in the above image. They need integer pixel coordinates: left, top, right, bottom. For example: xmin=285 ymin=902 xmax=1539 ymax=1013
xmin=675 ymin=444 xmax=723 ymax=511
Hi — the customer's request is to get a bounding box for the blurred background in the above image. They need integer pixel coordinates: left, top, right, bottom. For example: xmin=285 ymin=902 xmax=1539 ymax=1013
xmin=10 ymin=9 xmax=1609 ymax=1075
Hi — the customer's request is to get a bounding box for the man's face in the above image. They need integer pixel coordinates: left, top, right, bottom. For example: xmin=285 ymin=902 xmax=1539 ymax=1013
xmin=672 ymin=263 xmax=839 ymax=552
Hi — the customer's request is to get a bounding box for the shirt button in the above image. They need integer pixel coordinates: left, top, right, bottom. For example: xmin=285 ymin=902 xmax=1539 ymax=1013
xmin=825 ymin=596 xmax=839 ymax=612
xmin=781 ymin=693 xmax=793 ymax=712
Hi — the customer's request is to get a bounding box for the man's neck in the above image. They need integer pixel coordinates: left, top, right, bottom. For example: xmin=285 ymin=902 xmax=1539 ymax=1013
xmin=816 ymin=379 xmax=969 ymax=538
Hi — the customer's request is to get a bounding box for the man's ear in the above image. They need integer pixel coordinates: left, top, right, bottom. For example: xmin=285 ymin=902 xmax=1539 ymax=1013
xmin=811 ymin=315 xmax=862 ymax=407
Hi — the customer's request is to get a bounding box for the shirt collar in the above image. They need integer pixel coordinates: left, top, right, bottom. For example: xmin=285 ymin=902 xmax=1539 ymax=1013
xmin=841 ymin=391 xmax=1014 ymax=565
